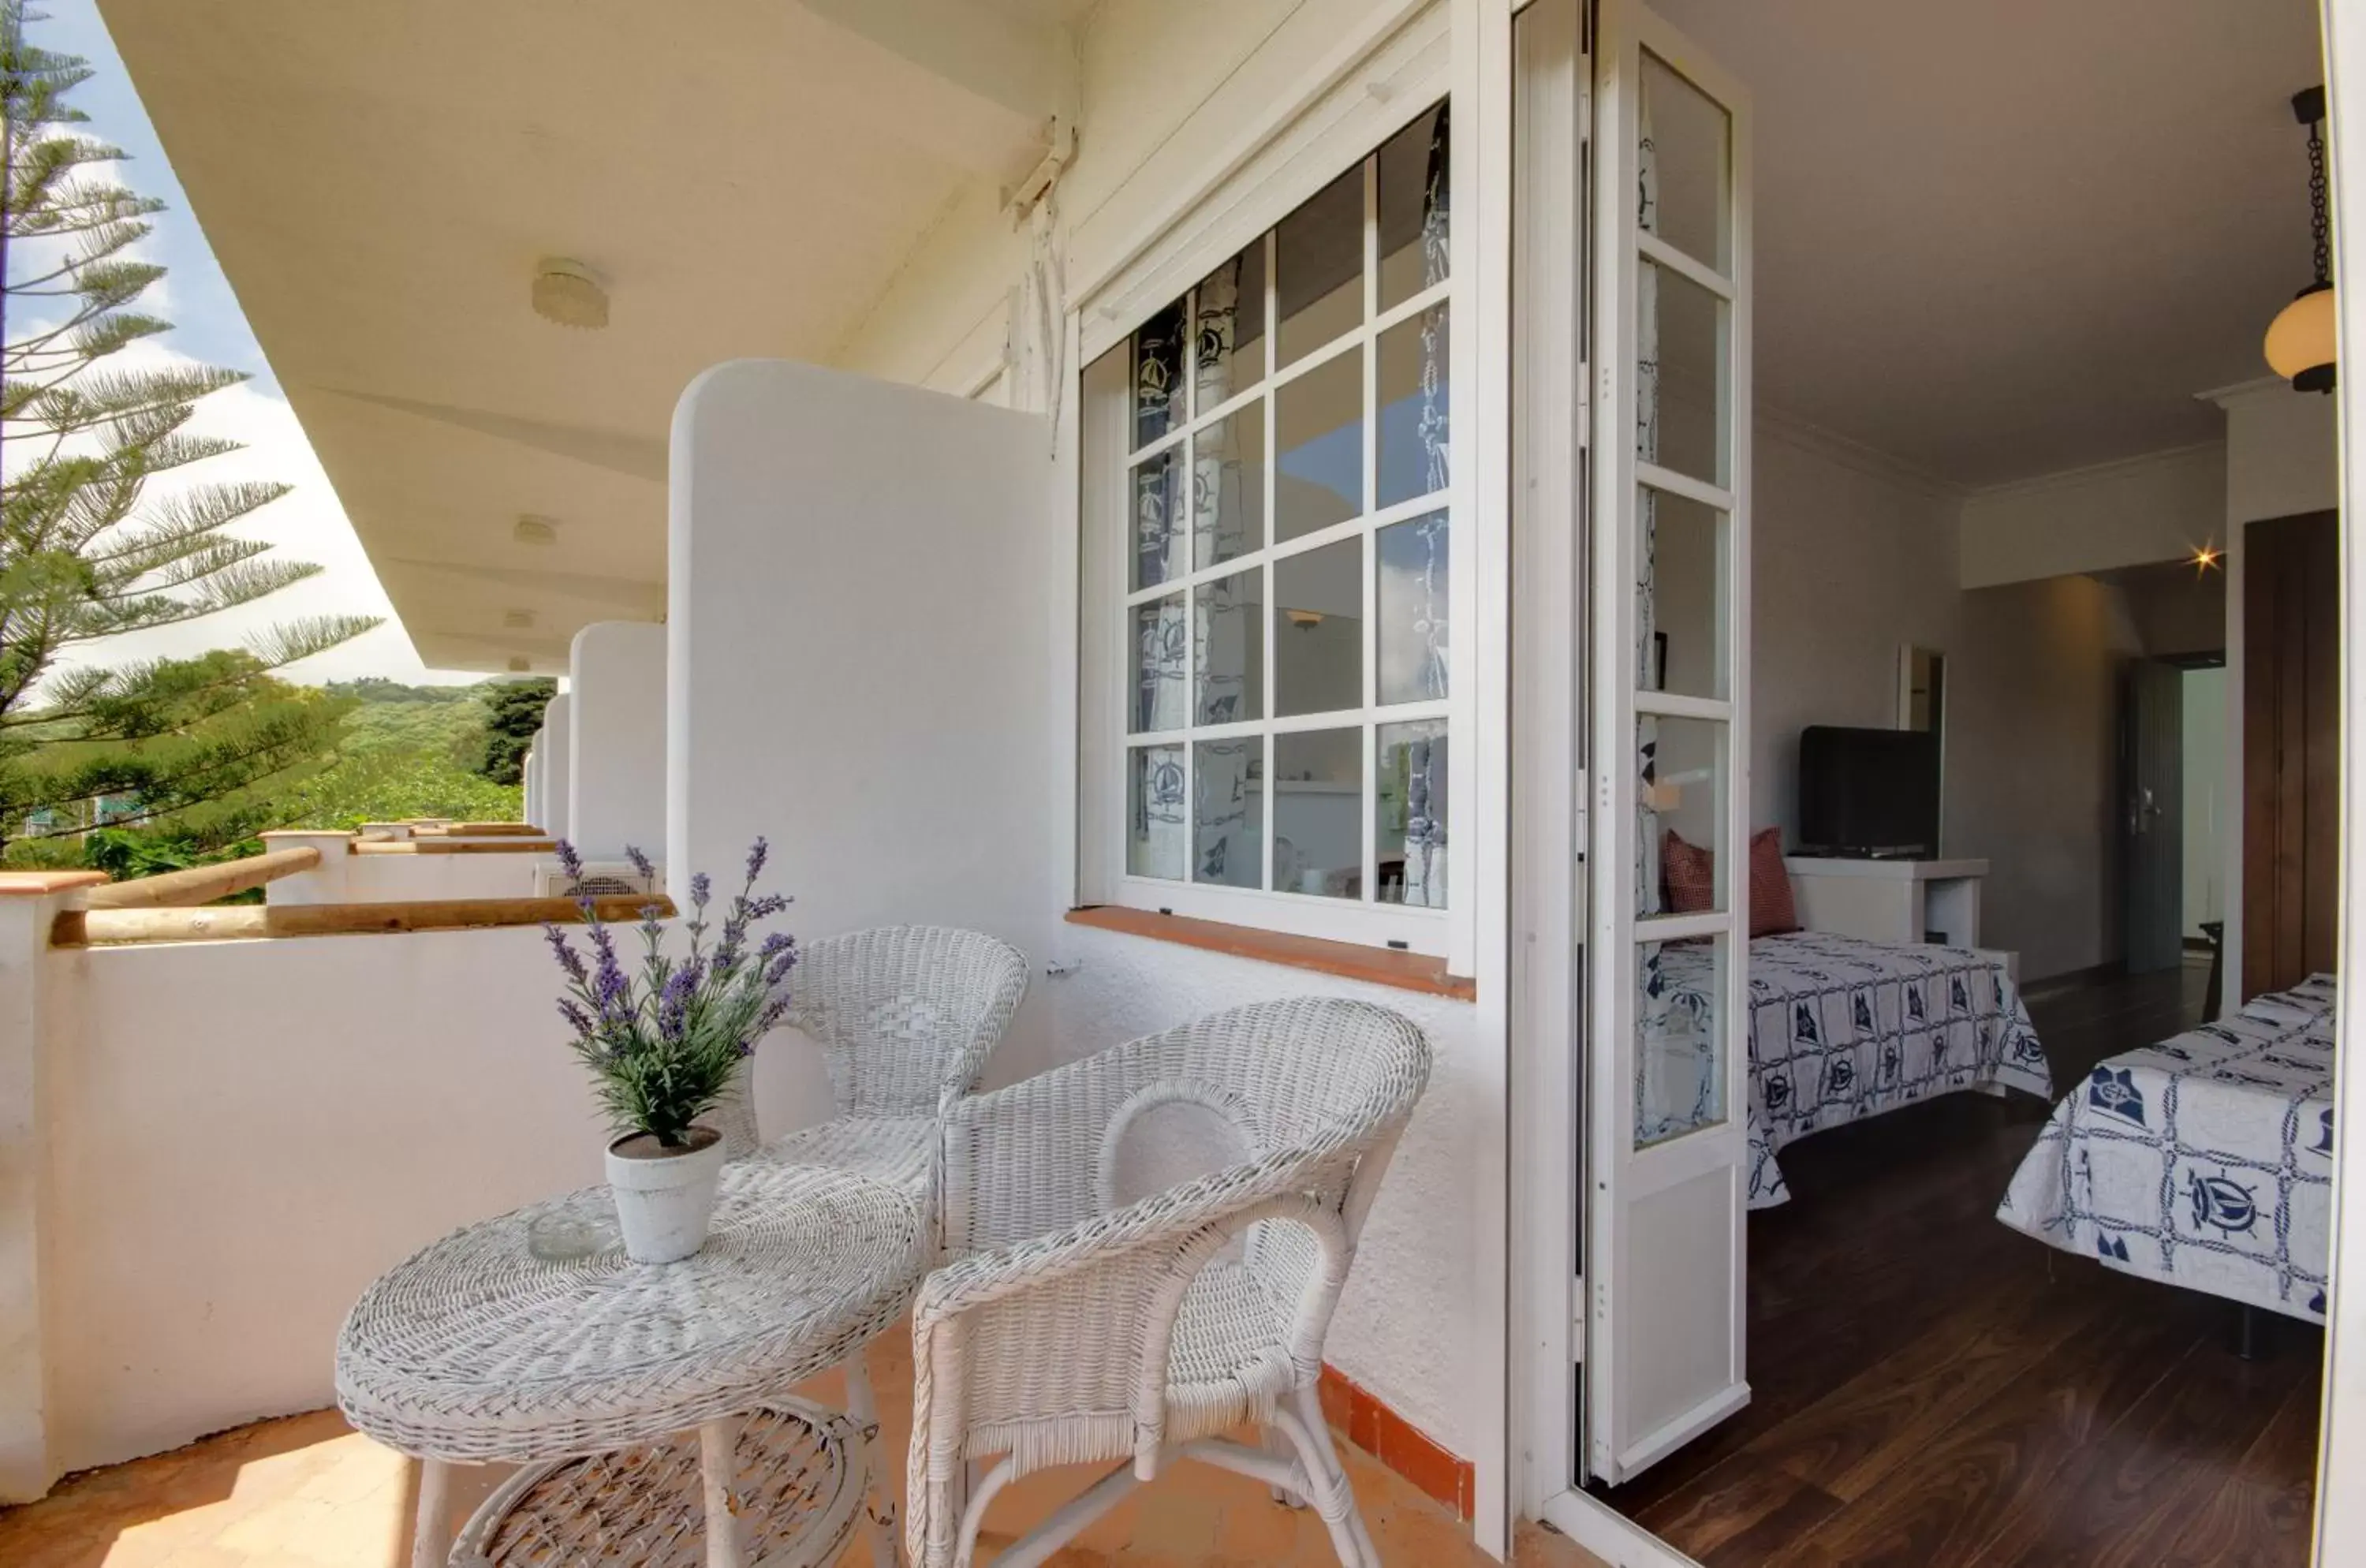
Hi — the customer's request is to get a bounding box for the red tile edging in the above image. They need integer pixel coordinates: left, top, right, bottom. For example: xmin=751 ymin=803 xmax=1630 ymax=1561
xmin=1319 ymin=1362 xmax=1475 ymax=1521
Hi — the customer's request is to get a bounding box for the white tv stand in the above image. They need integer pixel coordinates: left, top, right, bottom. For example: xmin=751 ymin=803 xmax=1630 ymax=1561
xmin=1783 ymin=856 xmax=1990 ymax=954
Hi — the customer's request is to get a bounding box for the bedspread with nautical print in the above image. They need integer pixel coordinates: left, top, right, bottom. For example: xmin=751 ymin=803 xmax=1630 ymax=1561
xmin=1645 ymin=931 xmax=2053 ymax=1209
xmin=1997 ymin=976 xmax=2335 ymax=1323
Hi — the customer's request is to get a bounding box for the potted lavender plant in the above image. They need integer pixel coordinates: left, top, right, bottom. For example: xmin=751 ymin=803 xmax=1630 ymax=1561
xmin=543 ymin=839 xmax=797 ymax=1263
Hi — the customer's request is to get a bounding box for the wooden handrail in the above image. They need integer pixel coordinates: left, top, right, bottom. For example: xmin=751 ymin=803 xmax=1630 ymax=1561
xmin=446 ymin=823 xmax=544 ymax=836
xmin=52 ymin=891 xmax=671 ymax=948
xmin=80 ymin=846 xmax=323 ymax=911
xmin=349 ymin=838 xmax=558 ymax=856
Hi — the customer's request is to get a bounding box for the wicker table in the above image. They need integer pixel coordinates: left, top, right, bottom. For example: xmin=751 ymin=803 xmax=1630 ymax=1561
xmin=336 ymin=1155 xmax=930 ymax=1568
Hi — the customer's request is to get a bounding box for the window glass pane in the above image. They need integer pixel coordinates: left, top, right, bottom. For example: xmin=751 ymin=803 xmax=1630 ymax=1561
xmin=1195 ymin=243 xmax=1265 ymax=407
xmin=1194 ymin=737 xmax=1263 ymax=887
xmin=1274 ymin=348 xmax=1364 ymax=542
xmin=1636 ymin=260 xmax=1726 ymax=489
xmin=1640 ymin=49 xmax=1731 ymax=272
xmin=1130 ymin=595 xmax=1186 ymax=734
xmin=1275 ymin=727 xmax=1360 ymax=898
xmin=1276 ymin=169 xmax=1364 ymax=365
xmin=1192 ymin=404 xmax=1264 ymax=570
xmin=1640 ymin=487 xmax=1726 ymax=701
xmin=1132 ymin=297 xmax=1185 ymax=449
xmin=1194 ymin=568 xmax=1263 ymax=725
xmin=1640 ymin=714 xmax=1728 ymax=915
xmin=1376 ymin=510 xmax=1449 ymax=704
xmin=1131 ymin=448 xmax=1185 ymax=591
xmin=1377 ymin=304 xmax=1449 ymax=508
xmin=1274 ymin=538 xmax=1363 ymax=716
xmin=1378 ymin=103 xmax=1450 ymax=309
xmin=1636 ymin=933 xmax=1727 ymax=1146
xmin=1377 ymin=719 xmax=1447 ymax=908
xmin=1127 ymin=745 xmax=1185 ymax=880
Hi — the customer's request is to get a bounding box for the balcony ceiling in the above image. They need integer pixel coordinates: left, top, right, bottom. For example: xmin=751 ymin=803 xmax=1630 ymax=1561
xmin=97 ymin=0 xmax=1083 ymax=670
xmin=1654 ymin=0 xmax=2327 ymax=486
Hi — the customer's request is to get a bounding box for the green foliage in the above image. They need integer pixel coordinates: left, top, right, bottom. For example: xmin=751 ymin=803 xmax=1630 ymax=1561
xmin=476 ymin=677 xmax=556 ymax=785
xmin=266 ymin=745 xmax=521 ymax=830
xmin=325 ymin=676 xmax=479 ymax=706
xmin=0 ymin=2 xmax=378 ymax=850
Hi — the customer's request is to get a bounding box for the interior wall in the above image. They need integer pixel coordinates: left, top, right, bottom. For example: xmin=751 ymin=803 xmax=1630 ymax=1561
xmin=1752 ymin=422 xmax=2142 ymax=981
xmin=1959 ymin=442 xmax=2226 ymax=589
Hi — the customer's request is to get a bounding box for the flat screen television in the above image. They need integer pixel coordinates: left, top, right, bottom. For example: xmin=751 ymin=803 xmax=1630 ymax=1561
xmin=1797 ymin=726 xmax=1940 ymax=857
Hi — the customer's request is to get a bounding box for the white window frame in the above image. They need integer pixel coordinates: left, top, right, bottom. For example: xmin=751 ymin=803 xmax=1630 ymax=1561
xmin=1080 ymin=99 xmax=1464 ymax=958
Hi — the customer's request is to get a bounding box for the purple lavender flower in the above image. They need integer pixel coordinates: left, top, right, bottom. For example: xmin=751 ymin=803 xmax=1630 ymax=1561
xmin=624 ymin=844 xmax=655 ymax=880
xmin=543 ymin=922 xmax=588 ymax=983
xmin=763 ymin=946 xmax=798 ymax=988
xmin=657 ymin=966 xmax=696 ymax=1042
xmin=756 ymin=931 xmax=795 ymax=962
xmin=745 ymin=837 xmax=770 ymax=885
xmin=689 ymin=872 xmax=711 ymax=910
xmin=558 ymin=999 xmax=595 ymax=1036
xmin=554 ymin=839 xmax=585 ymax=882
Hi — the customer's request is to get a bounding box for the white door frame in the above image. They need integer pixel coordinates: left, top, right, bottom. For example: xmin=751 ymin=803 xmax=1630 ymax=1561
xmin=2314 ymin=6 xmax=2366 ymax=1561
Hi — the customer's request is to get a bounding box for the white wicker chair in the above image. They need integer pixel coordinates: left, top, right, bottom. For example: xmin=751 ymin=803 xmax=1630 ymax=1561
xmin=905 ymin=996 xmax=1433 ymax=1568
xmin=761 ymin=924 xmax=1032 ymax=1193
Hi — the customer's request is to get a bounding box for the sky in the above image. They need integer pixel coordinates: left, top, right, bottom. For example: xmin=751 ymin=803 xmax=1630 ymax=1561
xmin=17 ymin=0 xmax=481 ymax=688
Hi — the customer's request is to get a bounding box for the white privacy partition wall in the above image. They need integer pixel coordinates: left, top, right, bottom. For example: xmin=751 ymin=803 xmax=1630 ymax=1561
xmin=567 ymin=622 xmax=668 ymax=862
xmin=521 ymin=744 xmax=540 ymax=831
xmin=667 ymin=360 xmax=1063 ymax=1134
xmin=538 ymin=697 xmax=572 ymax=846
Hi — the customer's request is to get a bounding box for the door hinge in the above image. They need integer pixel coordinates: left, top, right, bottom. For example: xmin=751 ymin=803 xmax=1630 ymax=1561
xmin=1570 ymin=1272 xmax=1588 ymax=1358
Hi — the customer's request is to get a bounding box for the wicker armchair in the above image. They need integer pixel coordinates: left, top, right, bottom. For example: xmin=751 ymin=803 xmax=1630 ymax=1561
xmin=762 ymin=924 xmax=1032 ymax=1192
xmin=905 ymin=996 xmax=1433 ymax=1568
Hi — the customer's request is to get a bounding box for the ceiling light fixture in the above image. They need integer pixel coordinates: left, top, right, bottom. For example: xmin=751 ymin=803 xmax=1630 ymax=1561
xmin=502 ymin=609 xmax=536 ymax=629
xmin=1284 ymin=608 xmax=1326 ymax=629
xmin=513 ymin=515 xmax=559 ymax=545
xmin=2263 ymin=87 xmax=2335 ymax=394
xmin=507 ymin=656 xmax=532 ymax=673
xmin=532 ymin=257 xmax=609 ymax=330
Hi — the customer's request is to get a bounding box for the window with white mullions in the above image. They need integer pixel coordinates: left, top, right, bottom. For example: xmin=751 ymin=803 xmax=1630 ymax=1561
xmin=1095 ymin=102 xmax=1455 ymax=948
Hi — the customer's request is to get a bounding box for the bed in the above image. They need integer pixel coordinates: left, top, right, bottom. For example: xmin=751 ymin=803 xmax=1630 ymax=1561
xmin=1997 ymin=975 xmax=2335 ymax=1323
xmin=1643 ymin=930 xmax=2054 ymax=1208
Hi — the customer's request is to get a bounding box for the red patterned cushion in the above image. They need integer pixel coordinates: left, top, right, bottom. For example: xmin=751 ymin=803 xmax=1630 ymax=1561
xmin=1659 ymin=827 xmax=1801 ymax=936
xmin=1748 ymin=827 xmax=1800 ymax=937
xmin=1661 ymin=830 xmax=1715 ymax=914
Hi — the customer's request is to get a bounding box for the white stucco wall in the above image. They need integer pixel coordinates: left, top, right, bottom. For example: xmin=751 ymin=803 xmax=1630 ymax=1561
xmin=569 ymin=621 xmax=668 ymax=862
xmin=539 ymin=696 xmax=573 ymax=845
xmin=29 ymin=924 xmax=894 ymax=1482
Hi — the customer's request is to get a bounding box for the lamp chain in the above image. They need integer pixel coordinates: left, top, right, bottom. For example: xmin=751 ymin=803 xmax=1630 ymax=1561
xmin=2309 ymin=115 xmax=2331 ymax=289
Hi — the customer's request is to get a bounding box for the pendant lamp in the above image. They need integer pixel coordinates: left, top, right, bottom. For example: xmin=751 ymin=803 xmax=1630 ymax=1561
xmin=2263 ymin=87 xmax=2335 ymax=394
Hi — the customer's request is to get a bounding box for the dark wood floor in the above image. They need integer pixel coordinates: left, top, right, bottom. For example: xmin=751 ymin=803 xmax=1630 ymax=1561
xmin=1595 ymin=959 xmax=2324 ymax=1567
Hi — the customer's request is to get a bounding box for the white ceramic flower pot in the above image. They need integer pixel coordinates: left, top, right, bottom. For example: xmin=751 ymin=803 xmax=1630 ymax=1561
xmin=604 ymin=1126 xmax=726 ymax=1264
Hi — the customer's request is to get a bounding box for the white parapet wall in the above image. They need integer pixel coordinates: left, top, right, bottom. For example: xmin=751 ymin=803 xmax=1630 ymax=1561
xmin=539 ymin=696 xmax=573 ymax=845
xmin=567 ymin=622 xmax=667 ymax=863
xmin=11 ymin=912 xmax=821 ymax=1495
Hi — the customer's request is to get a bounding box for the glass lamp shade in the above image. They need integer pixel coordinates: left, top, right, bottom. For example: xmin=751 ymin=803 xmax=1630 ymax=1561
xmin=2264 ymin=285 xmax=2337 ymax=387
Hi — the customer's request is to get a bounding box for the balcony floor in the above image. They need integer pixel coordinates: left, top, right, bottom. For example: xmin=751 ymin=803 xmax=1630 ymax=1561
xmin=2 ymin=1326 xmax=1605 ymax=1567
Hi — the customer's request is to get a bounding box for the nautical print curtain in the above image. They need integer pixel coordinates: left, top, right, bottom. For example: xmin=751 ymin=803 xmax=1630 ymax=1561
xmin=1192 ymin=257 xmax=1256 ymax=883
xmin=1398 ymin=106 xmax=1452 ymax=909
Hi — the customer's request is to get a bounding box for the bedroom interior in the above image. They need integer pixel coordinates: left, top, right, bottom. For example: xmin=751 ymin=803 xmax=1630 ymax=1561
xmin=1584 ymin=1 xmax=2340 ymax=1560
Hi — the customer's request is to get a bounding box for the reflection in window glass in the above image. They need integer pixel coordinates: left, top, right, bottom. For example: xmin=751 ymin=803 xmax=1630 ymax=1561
xmin=1192 ymin=405 xmax=1263 ymax=571
xmin=1636 ymin=935 xmax=1726 ymax=1145
xmin=1376 ymin=511 xmax=1449 ymax=705
xmin=1637 ymin=260 xmax=1726 ymax=488
xmin=1194 ymin=569 xmax=1263 ymax=725
xmin=1194 ymin=737 xmax=1262 ymax=887
xmin=1641 ymin=487 xmax=1726 ymax=702
xmin=1274 ymin=539 xmax=1362 ymax=717
xmin=1128 ymin=745 xmax=1185 ymax=880
xmin=1276 ymin=169 xmax=1363 ymax=365
xmin=1640 ymin=49 xmax=1731 ymax=272
xmin=1378 ymin=103 xmax=1450 ymax=309
xmin=1132 ymin=298 xmax=1185 ymax=449
xmin=1275 ymin=728 xmax=1360 ymax=898
xmin=1195 ymin=243 xmax=1265 ymax=409
xmin=1131 ymin=595 xmax=1185 ymax=734
xmin=1640 ymin=714 xmax=1728 ymax=914
xmin=1377 ymin=720 xmax=1446 ymax=908
xmin=1131 ymin=449 xmax=1185 ymax=591
xmin=1377 ymin=305 xmax=1449 ymax=509
xmin=1274 ymin=349 xmax=1364 ymax=542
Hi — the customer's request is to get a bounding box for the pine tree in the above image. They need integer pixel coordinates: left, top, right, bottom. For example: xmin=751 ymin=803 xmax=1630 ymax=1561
xmin=1 ymin=1 xmax=377 ymax=852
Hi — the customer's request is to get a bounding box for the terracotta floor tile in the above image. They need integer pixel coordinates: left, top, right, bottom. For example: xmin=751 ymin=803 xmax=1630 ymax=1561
xmin=0 ymin=1331 xmax=1609 ymax=1568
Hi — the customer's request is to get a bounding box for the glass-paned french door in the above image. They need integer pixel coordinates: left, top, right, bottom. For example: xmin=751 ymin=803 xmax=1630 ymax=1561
xmin=1584 ymin=0 xmax=1754 ymax=1486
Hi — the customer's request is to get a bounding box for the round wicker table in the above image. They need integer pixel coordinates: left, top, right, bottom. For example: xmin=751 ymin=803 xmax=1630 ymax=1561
xmin=335 ymin=1155 xmax=930 ymax=1568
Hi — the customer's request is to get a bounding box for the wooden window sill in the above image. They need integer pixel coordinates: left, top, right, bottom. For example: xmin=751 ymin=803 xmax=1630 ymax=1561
xmin=1065 ymin=905 xmax=1476 ymax=1001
